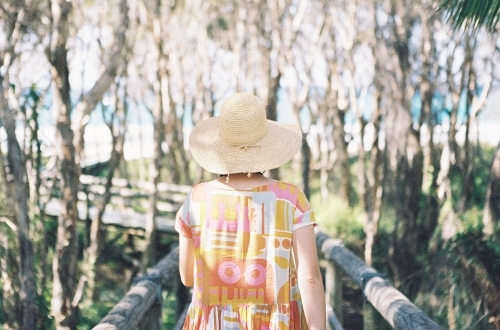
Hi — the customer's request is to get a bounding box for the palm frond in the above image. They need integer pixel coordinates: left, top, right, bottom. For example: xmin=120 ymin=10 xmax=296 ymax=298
xmin=438 ymin=0 xmax=500 ymax=31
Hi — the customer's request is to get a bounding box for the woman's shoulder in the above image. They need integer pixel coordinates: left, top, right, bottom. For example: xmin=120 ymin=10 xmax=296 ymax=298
xmin=190 ymin=179 xmax=234 ymax=200
xmin=190 ymin=182 xmax=210 ymax=202
xmin=275 ymin=180 xmax=301 ymax=188
xmin=271 ymin=181 xmax=304 ymax=193
xmin=264 ymin=181 xmax=308 ymax=204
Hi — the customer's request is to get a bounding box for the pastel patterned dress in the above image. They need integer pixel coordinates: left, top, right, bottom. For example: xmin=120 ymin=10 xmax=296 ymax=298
xmin=175 ymin=181 xmax=316 ymax=330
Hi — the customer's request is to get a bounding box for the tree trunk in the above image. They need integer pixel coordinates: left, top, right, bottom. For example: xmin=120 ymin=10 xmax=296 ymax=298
xmin=164 ymin=94 xmax=182 ymax=184
xmin=141 ymin=0 xmax=166 ymax=272
xmin=437 ymin=32 xmax=476 ymax=240
xmin=326 ymin=53 xmax=353 ymax=207
xmin=363 ymin=0 xmax=387 ymax=267
xmin=85 ymin=83 xmax=128 ymax=301
xmin=385 ymin=0 xmax=424 ymax=297
xmin=0 ymin=100 xmax=38 ymax=330
xmin=0 ymin=236 xmax=21 ymax=330
xmin=458 ymin=64 xmax=476 ymax=213
xmin=24 ymin=88 xmax=51 ymax=310
xmin=47 ymin=1 xmax=80 ymax=328
xmin=483 ymin=142 xmax=500 ymax=235
xmin=263 ymin=0 xmax=300 ymax=180
xmin=266 ymin=73 xmax=281 ymax=180
xmin=391 ymin=128 xmax=424 ymax=294
xmin=316 ymin=98 xmax=334 ymax=203
xmin=47 ymin=0 xmax=129 ymax=324
xmin=0 ymin=144 xmax=21 ymax=330
xmin=0 ymin=54 xmax=37 ymax=330
xmin=71 ymin=0 xmax=129 ymax=161
xmin=331 ymin=96 xmax=352 ymax=206
xmin=363 ymin=92 xmax=385 ymax=267
xmin=0 ymin=4 xmax=39 ymax=328
xmin=301 ymin=133 xmax=311 ymax=199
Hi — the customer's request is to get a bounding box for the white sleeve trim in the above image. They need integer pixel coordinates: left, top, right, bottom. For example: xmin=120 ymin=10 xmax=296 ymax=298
xmin=292 ymin=222 xmax=315 ymax=231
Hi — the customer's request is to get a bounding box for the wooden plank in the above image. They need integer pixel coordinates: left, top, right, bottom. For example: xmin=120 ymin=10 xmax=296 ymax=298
xmin=84 ymin=184 xmax=187 ymax=204
xmin=40 ymin=174 xmax=190 ymax=235
xmin=79 ymin=174 xmax=192 ymax=194
xmin=44 ymin=198 xmax=178 ymax=234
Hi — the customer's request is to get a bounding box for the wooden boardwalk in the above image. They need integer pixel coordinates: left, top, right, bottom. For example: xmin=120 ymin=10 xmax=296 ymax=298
xmin=42 ymin=174 xmax=190 ymax=234
xmin=44 ymin=198 xmax=177 ymax=233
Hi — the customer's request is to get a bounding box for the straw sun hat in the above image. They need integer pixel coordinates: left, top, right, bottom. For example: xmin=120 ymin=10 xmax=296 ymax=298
xmin=189 ymin=92 xmax=302 ymax=175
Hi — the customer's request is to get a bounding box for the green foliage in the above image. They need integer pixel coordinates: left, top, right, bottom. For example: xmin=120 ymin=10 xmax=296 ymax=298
xmin=36 ymin=284 xmax=54 ymax=329
xmin=125 ymin=158 xmax=152 ymax=183
xmin=448 ymin=145 xmax=495 ymax=210
xmin=470 ymin=146 xmax=496 ymax=206
xmin=44 ymin=217 xmax=59 ymax=252
xmin=450 ymin=225 xmax=500 ymax=288
xmin=207 ymin=15 xmax=229 ymax=39
xmin=459 ymin=206 xmax=483 ymax=230
xmin=417 ymin=225 xmax=500 ymax=329
xmin=163 ymin=292 xmax=180 ymax=329
xmin=439 ymin=0 xmax=500 ymax=31
xmin=128 ymin=198 xmax=148 ymax=214
xmin=310 ymin=193 xmax=365 ymax=248
xmin=0 ymin=287 xmax=4 ymax=327
xmin=78 ymin=302 xmax=117 ymax=329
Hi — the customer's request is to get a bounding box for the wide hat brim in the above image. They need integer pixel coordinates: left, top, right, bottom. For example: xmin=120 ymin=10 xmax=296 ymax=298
xmin=189 ymin=117 xmax=302 ymax=174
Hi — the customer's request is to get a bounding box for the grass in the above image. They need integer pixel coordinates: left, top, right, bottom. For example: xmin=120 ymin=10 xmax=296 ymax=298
xmin=163 ymin=292 xmax=181 ymax=329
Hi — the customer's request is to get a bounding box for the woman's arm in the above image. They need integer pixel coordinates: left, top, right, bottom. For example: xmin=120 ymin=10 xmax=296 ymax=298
xmin=178 ymin=233 xmax=194 ymax=287
xmin=292 ymin=225 xmax=326 ymax=330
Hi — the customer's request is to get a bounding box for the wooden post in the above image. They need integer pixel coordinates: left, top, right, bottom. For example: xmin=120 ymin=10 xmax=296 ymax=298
xmin=173 ymin=265 xmax=191 ymax=325
xmin=321 ymin=259 xmax=343 ymax=325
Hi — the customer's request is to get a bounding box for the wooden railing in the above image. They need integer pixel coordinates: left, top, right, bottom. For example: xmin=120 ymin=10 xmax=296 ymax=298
xmin=316 ymin=230 xmax=442 ymax=330
xmin=43 ymin=174 xmax=190 ymax=234
xmin=92 ymin=246 xmax=190 ymax=330
xmin=92 ymin=229 xmax=443 ymax=330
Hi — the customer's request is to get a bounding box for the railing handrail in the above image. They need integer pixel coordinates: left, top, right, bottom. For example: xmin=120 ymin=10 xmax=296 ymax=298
xmin=93 ymin=230 xmax=443 ymax=330
xmin=92 ymin=247 xmax=185 ymax=330
xmin=316 ymin=229 xmax=442 ymax=330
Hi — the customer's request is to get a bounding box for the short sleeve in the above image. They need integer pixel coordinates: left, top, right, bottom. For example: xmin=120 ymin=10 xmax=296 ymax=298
xmin=292 ymin=188 xmax=316 ymax=231
xmin=175 ymin=189 xmax=193 ymax=238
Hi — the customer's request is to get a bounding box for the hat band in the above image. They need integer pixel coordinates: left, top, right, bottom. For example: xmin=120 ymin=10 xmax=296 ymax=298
xmin=235 ymin=143 xmax=262 ymax=150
